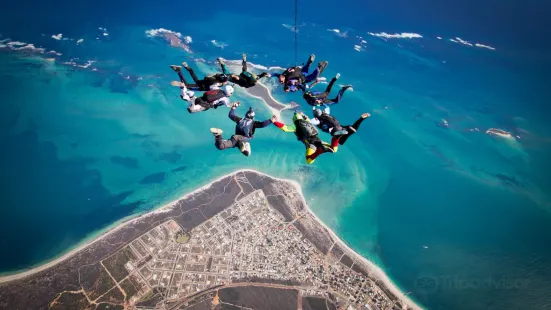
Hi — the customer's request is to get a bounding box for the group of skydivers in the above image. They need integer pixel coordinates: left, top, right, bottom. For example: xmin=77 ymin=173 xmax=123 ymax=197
xmin=170 ymin=53 xmax=370 ymax=164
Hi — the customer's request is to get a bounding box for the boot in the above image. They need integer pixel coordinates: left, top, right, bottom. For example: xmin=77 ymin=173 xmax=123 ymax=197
xmin=210 ymin=128 xmax=223 ymax=136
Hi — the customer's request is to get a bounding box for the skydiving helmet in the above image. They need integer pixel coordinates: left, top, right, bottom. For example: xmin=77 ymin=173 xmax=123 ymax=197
xmin=313 ymin=107 xmax=323 ymax=118
xmin=219 ymin=74 xmax=229 ymax=83
xmin=245 ymin=107 xmax=255 ymax=119
xmin=222 ymin=85 xmax=234 ymax=96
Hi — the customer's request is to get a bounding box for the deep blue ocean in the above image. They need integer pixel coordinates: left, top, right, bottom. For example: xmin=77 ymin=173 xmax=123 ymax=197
xmin=1 ymin=0 xmax=551 ymax=309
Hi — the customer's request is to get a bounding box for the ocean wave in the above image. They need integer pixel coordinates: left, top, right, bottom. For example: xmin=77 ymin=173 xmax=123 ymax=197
xmin=13 ymin=44 xmax=45 ymax=53
xmin=145 ymin=28 xmax=191 ymax=53
xmin=1 ymin=40 xmax=46 ymax=54
xmin=62 ymin=60 xmax=96 ymax=69
xmin=211 ymin=40 xmax=228 ymax=49
xmin=76 ymin=39 xmax=84 ymax=45
xmin=448 ymin=37 xmax=496 ymax=50
xmin=368 ymin=32 xmax=423 ymax=39
xmin=475 ymin=43 xmax=496 ymax=50
xmin=354 ymin=44 xmax=364 ymax=52
xmin=7 ymin=41 xmax=27 ymax=46
xmin=327 ymin=29 xmax=348 ymax=38
xmin=51 ymin=33 xmax=63 ymax=40
xmin=452 ymin=37 xmax=473 ymax=46
xmin=47 ymin=50 xmax=63 ymax=56
xmin=437 ymin=36 xmax=442 ymax=40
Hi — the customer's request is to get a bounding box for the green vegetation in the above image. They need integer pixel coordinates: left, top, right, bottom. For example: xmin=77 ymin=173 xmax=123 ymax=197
xmin=175 ymin=232 xmax=191 ymax=244
xmin=103 ymin=247 xmax=138 ymax=282
xmin=138 ymin=289 xmax=154 ymax=302
xmin=85 ymin=265 xmax=117 ymax=300
xmin=50 ymin=292 xmax=90 ymax=310
xmin=97 ymin=286 xmax=125 ymax=304
xmin=120 ymin=278 xmax=139 ymax=302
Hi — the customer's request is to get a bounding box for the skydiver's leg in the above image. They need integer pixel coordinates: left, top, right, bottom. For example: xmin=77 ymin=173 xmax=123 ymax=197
xmin=305 ymin=144 xmax=323 ymax=165
xmin=183 ymin=62 xmax=208 ymax=90
xmin=211 ymin=129 xmax=237 ymax=150
xmin=301 ymin=54 xmax=315 ymax=74
xmin=217 ymin=58 xmax=231 ymax=75
xmin=339 ymin=113 xmax=370 ymax=145
xmin=232 ymin=135 xmax=252 ymax=156
xmin=187 ymin=98 xmax=207 ymax=113
xmin=330 ymin=136 xmax=341 ymax=152
xmin=214 ymin=136 xmax=235 ymax=150
xmin=242 ymin=53 xmax=248 ymax=73
xmin=324 ymin=73 xmax=339 ymax=94
xmin=171 ymin=65 xmax=200 ymax=91
xmin=170 ymin=65 xmax=187 ymax=83
xmin=304 ymin=62 xmax=328 ymax=83
xmin=324 ymin=85 xmax=352 ymax=105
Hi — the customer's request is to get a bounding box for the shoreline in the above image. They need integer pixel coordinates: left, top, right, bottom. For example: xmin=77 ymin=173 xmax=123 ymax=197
xmin=0 ymin=171 xmax=238 ymax=283
xmin=0 ymin=169 xmax=423 ymax=309
xmin=264 ymin=171 xmax=423 ymax=310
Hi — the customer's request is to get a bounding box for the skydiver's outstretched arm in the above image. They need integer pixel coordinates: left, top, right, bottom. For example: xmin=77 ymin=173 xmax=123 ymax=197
xmin=229 ymin=103 xmax=242 ymax=123
xmin=271 ymin=116 xmax=296 ymax=132
xmin=257 ymin=72 xmax=270 ymax=79
xmin=254 ymin=117 xmax=273 ymax=129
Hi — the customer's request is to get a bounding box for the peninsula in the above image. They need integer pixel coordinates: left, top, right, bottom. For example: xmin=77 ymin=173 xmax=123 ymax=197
xmin=0 ymin=170 xmax=421 ymax=310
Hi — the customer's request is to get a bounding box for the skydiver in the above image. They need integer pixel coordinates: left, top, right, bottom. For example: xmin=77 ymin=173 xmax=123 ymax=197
xmin=218 ymin=54 xmax=271 ymax=88
xmin=302 ymin=73 xmax=353 ymax=106
xmin=170 ymin=83 xmax=235 ymax=113
xmin=169 ymin=62 xmax=228 ymax=92
xmin=272 ymin=111 xmax=340 ymax=164
xmin=209 ymin=102 xmax=273 ymax=156
xmin=271 ymin=54 xmax=328 ymax=93
xmin=311 ymin=105 xmax=370 ymax=145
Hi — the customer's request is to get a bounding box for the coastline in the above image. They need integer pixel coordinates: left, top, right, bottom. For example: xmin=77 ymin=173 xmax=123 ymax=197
xmin=0 ymin=168 xmax=423 ymax=309
xmin=263 ymin=171 xmax=423 ymax=310
xmin=0 ymin=171 xmax=237 ymax=283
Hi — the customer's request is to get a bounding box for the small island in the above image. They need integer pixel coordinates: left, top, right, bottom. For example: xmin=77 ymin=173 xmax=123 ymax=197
xmin=486 ymin=128 xmax=513 ymax=139
xmin=0 ymin=170 xmax=421 ymax=310
xmin=245 ymin=82 xmax=299 ymax=117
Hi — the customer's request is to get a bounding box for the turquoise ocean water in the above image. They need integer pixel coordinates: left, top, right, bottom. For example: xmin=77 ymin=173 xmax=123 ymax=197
xmin=1 ymin=3 xmax=551 ymax=309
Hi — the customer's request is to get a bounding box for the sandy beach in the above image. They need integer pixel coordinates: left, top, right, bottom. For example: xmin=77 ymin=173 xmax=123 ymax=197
xmin=0 ymin=168 xmax=423 ymax=309
xmin=244 ymin=82 xmax=298 ymax=118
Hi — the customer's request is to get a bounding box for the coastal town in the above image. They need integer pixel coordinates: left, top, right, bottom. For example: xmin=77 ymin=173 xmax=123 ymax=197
xmin=94 ymin=189 xmax=410 ymax=309
xmin=0 ymin=170 xmax=417 ymax=310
